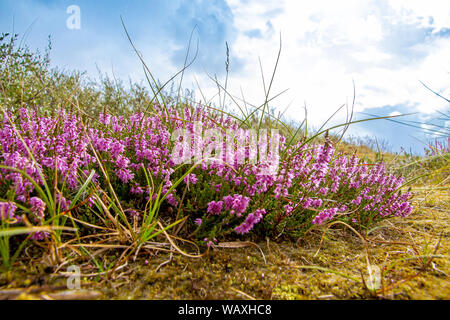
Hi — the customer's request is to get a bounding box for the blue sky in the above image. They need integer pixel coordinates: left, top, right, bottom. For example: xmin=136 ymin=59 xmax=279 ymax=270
xmin=1 ymin=0 xmax=449 ymax=155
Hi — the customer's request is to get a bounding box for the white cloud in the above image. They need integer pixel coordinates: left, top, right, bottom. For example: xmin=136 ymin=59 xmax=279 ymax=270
xmin=186 ymin=0 xmax=450 ymax=127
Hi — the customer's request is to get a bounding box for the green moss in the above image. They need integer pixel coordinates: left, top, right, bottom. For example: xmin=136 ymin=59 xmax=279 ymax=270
xmin=1 ymin=185 xmax=448 ymax=300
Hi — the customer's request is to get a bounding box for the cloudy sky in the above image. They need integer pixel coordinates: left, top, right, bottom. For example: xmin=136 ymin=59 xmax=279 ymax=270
xmin=1 ymin=0 xmax=449 ymax=154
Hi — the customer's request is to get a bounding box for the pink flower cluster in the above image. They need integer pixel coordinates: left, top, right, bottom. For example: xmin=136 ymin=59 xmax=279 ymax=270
xmin=223 ymin=194 xmax=250 ymax=217
xmin=30 ymin=196 xmax=45 ymax=220
xmin=0 ymin=201 xmax=18 ymax=220
xmin=235 ymin=208 xmax=267 ymax=235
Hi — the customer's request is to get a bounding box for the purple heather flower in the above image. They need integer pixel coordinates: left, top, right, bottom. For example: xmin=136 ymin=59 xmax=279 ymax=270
xmin=30 ymin=197 xmax=46 ymax=220
xmin=223 ymin=194 xmax=250 ymax=214
xmin=116 ymin=168 xmax=134 ymax=183
xmin=284 ymin=204 xmax=294 ymax=216
xmin=184 ymin=173 xmax=198 ymax=185
xmin=352 ymin=196 xmax=362 ymax=206
xmin=312 ymin=198 xmax=323 ymax=208
xmin=302 ymin=198 xmax=313 ymax=209
xmin=312 ymin=207 xmax=338 ymax=225
xmin=0 ymin=201 xmax=17 ymax=220
xmin=127 ymin=209 xmax=141 ymax=221
xmin=87 ymin=196 xmax=96 ymax=208
xmin=166 ymin=193 xmax=178 ymax=206
xmin=207 ymin=201 xmax=223 ymax=215
xmin=194 ymin=218 xmax=202 ymax=226
xmin=56 ymin=194 xmax=71 ymax=211
xmin=115 ymin=155 xmax=130 ymax=169
xmin=30 ymin=231 xmax=49 ymax=241
xmin=203 ymin=237 xmax=217 ymax=248
xmin=130 ymin=185 xmax=144 ymax=194
xmin=235 ymin=208 xmax=266 ymax=235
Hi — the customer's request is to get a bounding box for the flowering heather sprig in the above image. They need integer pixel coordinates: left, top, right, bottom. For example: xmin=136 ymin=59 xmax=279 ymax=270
xmin=235 ymin=208 xmax=266 ymax=235
xmin=130 ymin=185 xmax=144 ymax=195
xmin=127 ymin=209 xmax=141 ymax=221
xmin=203 ymin=237 xmax=217 ymax=248
xmin=0 ymin=201 xmax=17 ymax=220
xmin=207 ymin=201 xmax=223 ymax=215
xmin=30 ymin=231 xmax=49 ymax=241
xmin=223 ymin=194 xmax=250 ymax=216
xmin=184 ymin=173 xmax=198 ymax=185
xmin=312 ymin=207 xmax=338 ymax=225
xmin=30 ymin=197 xmax=45 ymax=220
